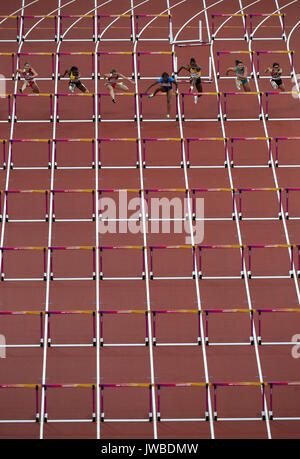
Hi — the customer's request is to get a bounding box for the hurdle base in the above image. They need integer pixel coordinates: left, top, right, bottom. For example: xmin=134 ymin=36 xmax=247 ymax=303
xmin=258 ymin=336 xmax=262 ymax=345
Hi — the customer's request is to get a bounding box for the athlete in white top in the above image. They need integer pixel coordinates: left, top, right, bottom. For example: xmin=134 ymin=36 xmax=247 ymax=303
xmin=264 ymin=63 xmax=285 ymax=91
xmin=103 ymin=69 xmax=134 ymax=103
xmin=16 ymin=62 xmax=40 ymax=93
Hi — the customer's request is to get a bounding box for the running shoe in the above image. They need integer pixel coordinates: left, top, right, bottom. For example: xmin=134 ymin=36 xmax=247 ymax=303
xmin=166 ymin=114 xmax=170 ymax=119
xmin=112 ymin=98 xmax=116 ymax=103
xmin=69 ymin=84 xmax=75 ymax=93
xmin=189 ymin=86 xmax=193 ymax=93
xmin=148 ymin=94 xmax=154 ymax=99
xmin=235 ymin=79 xmax=242 ymax=91
xmin=270 ymin=79 xmax=278 ymax=90
xmin=194 ymin=96 xmax=198 ymax=104
xmin=19 ymin=88 xmax=23 ymax=93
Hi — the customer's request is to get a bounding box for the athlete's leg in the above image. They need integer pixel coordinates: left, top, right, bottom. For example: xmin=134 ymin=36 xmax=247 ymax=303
xmin=31 ymin=82 xmax=40 ymax=94
xmin=243 ymin=80 xmax=251 ymax=92
xmin=105 ymin=83 xmax=115 ymax=102
xmin=77 ymin=82 xmax=89 ymax=93
xmin=166 ymin=89 xmax=172 ymax=116
xmin=115 ymin=82 xmax=129 ymax=92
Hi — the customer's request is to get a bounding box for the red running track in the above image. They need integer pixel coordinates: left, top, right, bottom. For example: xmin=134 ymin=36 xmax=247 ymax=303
xmin=0 ymin=0 xmax=300 ymax=439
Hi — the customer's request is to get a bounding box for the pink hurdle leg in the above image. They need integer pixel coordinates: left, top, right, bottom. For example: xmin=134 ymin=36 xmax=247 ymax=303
xmin=35 ymin=385 xmax=39 ymax=422
xmin=157 ymin=384 xmax=161 ymax=421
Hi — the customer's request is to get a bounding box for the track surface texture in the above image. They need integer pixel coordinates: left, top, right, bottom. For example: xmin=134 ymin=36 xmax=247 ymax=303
xmin=0 ymin=0 xmax=300 ymax=440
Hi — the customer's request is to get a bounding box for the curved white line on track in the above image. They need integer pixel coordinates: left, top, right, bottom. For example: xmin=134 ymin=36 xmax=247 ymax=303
xmin=93 ymin=0 xmax=152 ymax=439
xmin=241 ymin=0 xmax=300 ymax=435
xmin=202 ymin=0 xmax=275 ymax=439
xmin=135 ymin=0 xmax=224 ymax=440
xmin=250 ymin=0 xmax=297 ymax=37
xmin=0 ymin=0 xmax=40 ymax=26
xmin=173 ymin=0 xmax=223 ymax=43
xmin=38 ymin=0 xmax=115 ymax=440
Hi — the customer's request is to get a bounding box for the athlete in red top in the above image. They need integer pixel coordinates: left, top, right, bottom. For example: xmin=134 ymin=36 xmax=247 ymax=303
xmin=16 ymin=62 xmax=40 ymax=94
xmin=103 ymin=69 xmax=134 ymax=103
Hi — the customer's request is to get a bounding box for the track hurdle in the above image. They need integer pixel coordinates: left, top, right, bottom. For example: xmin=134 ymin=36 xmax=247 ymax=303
xmin=49 ymin=246 xmax=96 ymax=281
xmin=256 ymin=309 xmax=300 ymax=345
xmin=0 ymin=94 xmax=11 ymax=122
xmin=98 ymin=92 xmax=137 ymax=122
xmin=57 ymin=52 xmax=95 ymax=79
xmin=211 ymin=14 xmax=248 ymax=40
xmin=20 ymin=15 xmax=58 ymax=42
xmin=97 ymin=51 xmax=134 ymax=79
xmin=216 ymin=51 xmax=254 ymax=78
xmin=3 ymin=189 xmax=49 ymax=222
xmin=285 ymin=188 xmax=300 ymax=220
xmin=229 ymin=137 xmax=272 ymax=168
xmin=0 ymin=311 xmax=44 ymax=347
xmin=212 ymin=382 xmax=266 ymax=421
xmin=192 ymin=188 xmax=235 ymax=221
xmin=255 ymin=50 xmax=294 ymax=78
xmin=56 ymin=93 xmax=96 ymax=123
xmin=43 ymin=384 xmax=96 ymax=423
xmin=97 ymin=14 xmax=132 ymax=42
xmin=144 ymin=188 xmax=188 ymax=223
xmin=223 ymin=92 xmax=263 ymax=121
xmin=197 ymin=245 xmax=245 ymax=279
xmin=135 ymin=14 xmax=171 ymax=41
xmin=247 ymin=244 xmax=295 ymax=279
xmin=100 ymin=383 xmax=153 ymax=422
xmin=98 ymin=189 xmax=141 ymax=223
xmin=204 ymin=309 xmax=254 ymax=346
xmin=139 ymin=91 xmax=178 ymax=122
xmin=156 ymin=383 xmax=209 ymax=422
xmin=53 ymin=138 xmax=95 ymax=170
xmin=269 ymin=382 xmax=300 ymax=421
xmin=181 ymin=92 xmax=221 ymax=121
xmin=17 ymin=52 xmax=55 ymax=79
xmin=0 ymin=16 xmax=20 ymax=42
xmin=46 ymin=310 xmax=96 ymax=347
xmin=141 ymin=138 xmax=183 ymax=168
xmin=136 ymin=51 xmax=174 ymax=78
xmin=58 ymin=15 xmax=95 ymax=42
xmin=237 ymin=188 xmax=282 ymax=221
xmin=274 ymin=137 xmax=300 ymax=167
xmin=14 ymin=93 xmax=53 ymax=123
xmin=99 ymin=246 xmax=145 ymax=281
xmin=99 ymin=310 xmax=149 ymax=347
xmin=186 ymin=137 xmax=227 ymax=169
xmin=1 ymin=140 xmax=7 ymax=169
xmin=0 ymin=385 xmax=40 ymax=423
xmin=149 ymin=245 xmax=196 ymax=280
xmin=98 ymin=138 xmax=139 ymax=169
xmin=9 ymin=139 xmax=52 ymax=170
xmin=151 ymin=310 xmax=201 ymax=346
xmin=51 ymin=189 xmax=95 ymax=222
xmin=0 ymin=247 xmax=47 ymax=281
xmin=249 ymin=13 xmax=286 ymax=40
xmin=265 ymin=92 xmax=300 ymax=121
